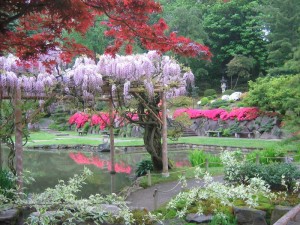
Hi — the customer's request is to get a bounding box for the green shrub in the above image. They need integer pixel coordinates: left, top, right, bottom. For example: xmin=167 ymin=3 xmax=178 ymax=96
xmin=236 ymin=102 xmax=247 ymax=107
xmin=223 ymin=89 xmax=235 ymax=95
xmin=204 ymin=89 xmax=217 ymax=97
xmin=233 ymin=162 xmax=300 ymax=191
xmin=246 ymin=147 xmax=286 ymax=164
xmin=169 ymin=96 xmax=193 ymax=107
xmin=209 ymin=99 xmax=230 ymax=109
xmin=189 ymin=150 xmax=206 ymax=166
xmin=49 ymin=106 xmax=70 ymax=131
xmin=222 ymin=128 xmax=232 ymax=137
xmin=209 ymin=213 xmax=237 ymax=225
xmin=0 ymin=169 xmax=15 ymax=198
xmin=135 ymin=159 xmax=153 ymax=177
xmin=131 ymin=209 xmax=154 ymax=225
xmin=83 ymin=122 xmax=90 ymax=133
xmin=189 ymin=150 xmax=222 ymax=167
xmin=200 ymin=97 xmax=209 ymax=106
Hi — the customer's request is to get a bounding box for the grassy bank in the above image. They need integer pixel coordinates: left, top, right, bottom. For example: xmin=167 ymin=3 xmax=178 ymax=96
xmin=138 ymin=166 xmax=224 ymax=188
xmin=25 ymin=131 xmax=280 ymax=149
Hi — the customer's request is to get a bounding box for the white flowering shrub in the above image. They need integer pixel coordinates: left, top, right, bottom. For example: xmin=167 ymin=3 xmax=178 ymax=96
xmin=221 ymin=95 xmax=230 ymax=101
xmin=229 ymin=92 xmax=242 ymax=101
xmin=0 ymin=168 xmax=134 ymax=225
xmin=220 ymin=150 xmax=300 ymax=191
xmin=220 ymin=150 xmax=245 ymax=184
xmin=167 ymin=167 xmax=276 ymax=218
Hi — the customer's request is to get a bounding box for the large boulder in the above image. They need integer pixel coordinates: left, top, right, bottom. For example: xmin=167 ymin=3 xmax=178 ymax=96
xmin=186 ymin=213 xmax=213 ymax=224
xmin=234 ymin=207 xmax=267 ymax=225
xmin=0 ymin=208 xmax=20 ymax=225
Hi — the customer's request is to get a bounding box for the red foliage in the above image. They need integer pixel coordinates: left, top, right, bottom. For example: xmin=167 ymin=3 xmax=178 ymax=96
xmin=173 ymin=107 xmax=261 ymax=121
xmin=69 ymin=111 xmax=125 ymax=130
xmin=225 ymin=107 xmax=260 ymax=121
xmin=90 ymin=113 xmax=111 ymax=130
xmin=1 ymin=0 xmax=211 ymax=61
xmin=69 ymin=152 xmax=132 ymax=174
xmin=68 ymin=112 xmax=90 ymax=128
xmin=126 ymin=113 xmax=139 ymax=121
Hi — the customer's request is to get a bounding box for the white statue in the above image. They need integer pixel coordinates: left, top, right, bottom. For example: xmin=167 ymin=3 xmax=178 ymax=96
xmin=220 ymin=76 xmax=227 ymax=93
xmin=221 ymin=82 xmax=226 ymax=93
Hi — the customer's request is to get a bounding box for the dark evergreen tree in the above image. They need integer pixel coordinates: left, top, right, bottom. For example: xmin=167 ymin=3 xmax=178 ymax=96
xmin=202 ymin=0 xmax=268 ymax=81
xmin=265 ymin=0 xmax=300 ymax=75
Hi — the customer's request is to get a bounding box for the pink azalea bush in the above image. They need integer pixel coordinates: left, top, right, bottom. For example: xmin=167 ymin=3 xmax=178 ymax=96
xmin=173 ymin=107 xmax=260 ymax=121
xmin=68 ymin=112 xmax=90 ymax=128
xmin=90 ymin=113 xmax=110 ymax=130
xmin=69 ymin=111 xmax=139 ymax=130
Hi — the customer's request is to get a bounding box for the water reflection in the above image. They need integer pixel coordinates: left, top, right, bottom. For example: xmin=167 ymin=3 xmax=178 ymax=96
xmin=69 ymin=152 xmax=132 ymax=174
xmin=1 ymin=147 xmax=190 ymax=197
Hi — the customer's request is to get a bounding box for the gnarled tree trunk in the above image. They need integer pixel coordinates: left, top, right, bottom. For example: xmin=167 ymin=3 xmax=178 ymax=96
xmin=143 ymin=123 xmax=163 ymax=171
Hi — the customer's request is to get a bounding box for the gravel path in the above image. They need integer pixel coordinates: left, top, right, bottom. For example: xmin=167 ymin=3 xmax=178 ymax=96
xmin=126 ymin=175 xmax=224 ymax=211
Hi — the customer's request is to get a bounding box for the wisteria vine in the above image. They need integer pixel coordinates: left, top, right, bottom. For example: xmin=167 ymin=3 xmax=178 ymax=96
xmin=0 ymin=51 xmax=194 ymax=101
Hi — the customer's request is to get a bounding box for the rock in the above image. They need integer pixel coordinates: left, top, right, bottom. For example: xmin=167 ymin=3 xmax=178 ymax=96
xmin=50 ymin=145 xmax=59 ymax=149
xmin=186 ymin=213 xmax=212 ymax=223
xmin=234 ymin=207 xmax=267 ymax=225
xmin=158 ymin=218 xmax=187 ymax=225
xmin=0 ymin=208 xmax=19 ymax=225
xmin=270 ymin=205 xmax=293 ymax=225
xmin=98 ymin=204 xmax=121 ymax=216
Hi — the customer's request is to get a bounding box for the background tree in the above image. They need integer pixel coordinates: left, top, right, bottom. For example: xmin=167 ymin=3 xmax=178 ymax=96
xmin=243 ymin=74 xmax=300 ymax=134
xmin=264 ymin=0 xmax=300 ymax=75
xmin=201 ymin=0 xmax=268 ymax=90
xmin=159 ymin=0 xmax=211 ymax=92
xmin=226 ymin=55 xmax=255 ymax=89
xmin=0 ymin=0 xmax=211 ymax=62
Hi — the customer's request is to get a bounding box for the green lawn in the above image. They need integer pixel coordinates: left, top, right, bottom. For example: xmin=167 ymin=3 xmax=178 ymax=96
xmin=25 ymin=130 xmax=281 ymax=149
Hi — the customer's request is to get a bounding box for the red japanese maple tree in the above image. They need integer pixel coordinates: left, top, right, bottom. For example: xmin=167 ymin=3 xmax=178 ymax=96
xmin=0 ymin=0 xmax=211 ymax=61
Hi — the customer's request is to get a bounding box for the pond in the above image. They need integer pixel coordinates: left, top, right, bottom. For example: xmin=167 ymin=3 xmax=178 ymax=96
xmin=1 ymin=147 xmax=190 ymax=197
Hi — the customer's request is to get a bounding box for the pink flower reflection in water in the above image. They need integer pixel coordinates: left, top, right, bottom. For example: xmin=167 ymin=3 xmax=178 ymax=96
xmin=175 ymin=160 xmax=191 ymax=168
xmin=69 ymin=152 xmax=131 ymax=174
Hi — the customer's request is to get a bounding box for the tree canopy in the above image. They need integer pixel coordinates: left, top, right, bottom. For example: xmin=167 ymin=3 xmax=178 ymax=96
xmin=0 ymin=0 xmax=211 ymax=62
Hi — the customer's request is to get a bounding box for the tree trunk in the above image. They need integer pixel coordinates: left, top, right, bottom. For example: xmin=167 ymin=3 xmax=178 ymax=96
xmin=0 ymin=98 xmax=2 ymax=170
xmin=14 ymin=87 xmax=23 ymax=190
xmin=0 ymin=139 xmax=2 ymax=170
xmin=143 ymin=124 xmax=163 ymax=171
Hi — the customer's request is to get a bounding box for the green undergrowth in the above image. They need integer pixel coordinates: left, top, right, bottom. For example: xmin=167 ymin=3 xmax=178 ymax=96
xmin=139 ymin=166 xmax=223 ymax=188
xmin=154 ymin=192 xmax=300 ymax=225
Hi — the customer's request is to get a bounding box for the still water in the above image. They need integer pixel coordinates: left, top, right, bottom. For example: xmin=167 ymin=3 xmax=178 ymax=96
xmin=1 ymin=148 xmax=190 ymax=197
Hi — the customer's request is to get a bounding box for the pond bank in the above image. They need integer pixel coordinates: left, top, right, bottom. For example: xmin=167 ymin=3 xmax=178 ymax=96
xmin=25 ymin=143 xmax=262 ymax=154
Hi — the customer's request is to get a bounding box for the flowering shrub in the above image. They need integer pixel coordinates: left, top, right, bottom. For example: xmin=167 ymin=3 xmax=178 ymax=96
xmin=221 ymin=150 xmax=300 ymax=191
xmin=167 ymin=167 xmax=276 ymax=218
xmin=0 ymin=168 xmax=134 ymax=225
xmin=173 ymin=107 xmax=260 ymax=121
xmin=90 ymin=113 xmax=110 ymax=130
xmin=220 ymin=150 xmax=245 ymax=184
xmin=69 ymin=112 xmax=90 ymax=128
xmin=69 ymin=111 xmax=126 ymax=130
